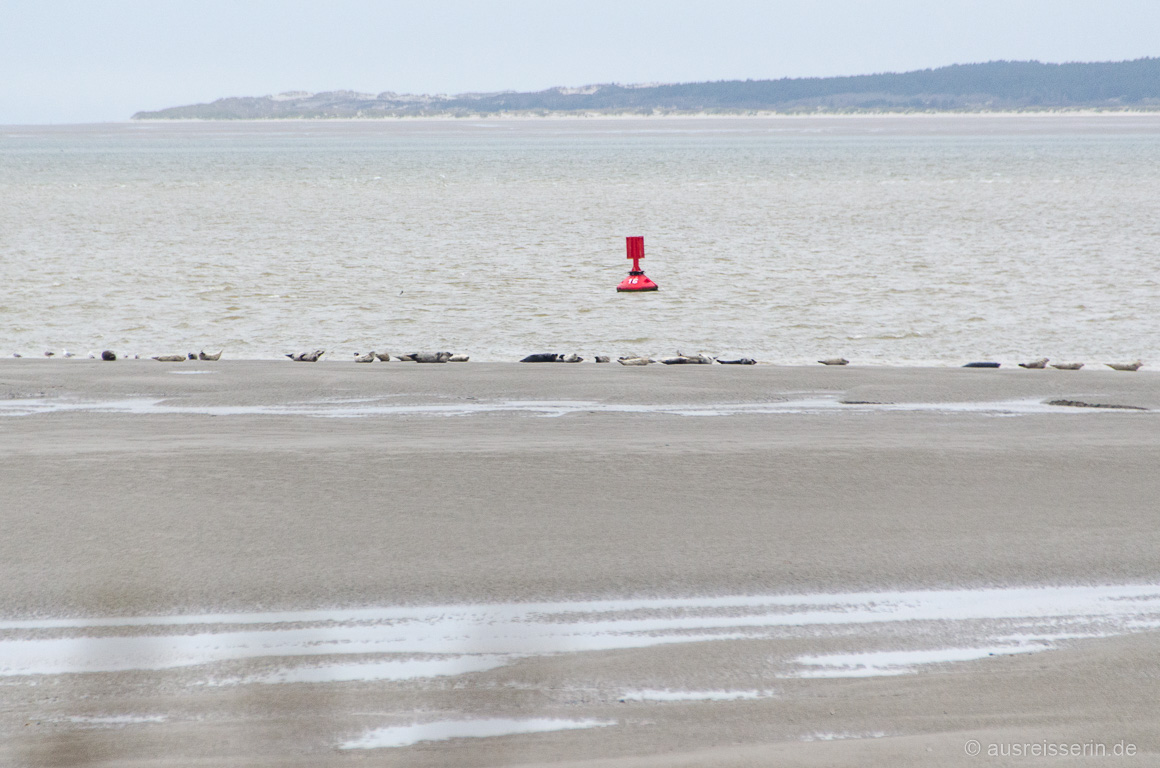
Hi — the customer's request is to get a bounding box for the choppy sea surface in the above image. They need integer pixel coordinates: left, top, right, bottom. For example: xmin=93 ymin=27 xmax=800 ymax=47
xmin=2 ymin=116 xmax=1158 ymax=363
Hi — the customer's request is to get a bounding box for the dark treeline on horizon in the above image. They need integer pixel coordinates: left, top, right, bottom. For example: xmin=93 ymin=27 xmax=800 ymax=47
xmin=135 ymin=58 xmax=1160 ymax=119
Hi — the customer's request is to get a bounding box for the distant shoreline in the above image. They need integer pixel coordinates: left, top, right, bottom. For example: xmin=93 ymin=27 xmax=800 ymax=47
xmin=130 ymin=108 xmax=1160 ymax=123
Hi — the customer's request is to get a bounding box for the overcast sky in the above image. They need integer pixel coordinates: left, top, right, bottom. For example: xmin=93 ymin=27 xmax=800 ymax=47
xmin=3 ymin=0 xmax=1159 ymax=124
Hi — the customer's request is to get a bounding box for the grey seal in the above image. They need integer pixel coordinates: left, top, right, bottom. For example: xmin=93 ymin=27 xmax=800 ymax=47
xmin=1050 ymin=362 xmax=1084 ymax=370
xmin=1106 ymin=361 xmax=1144 ymax=371
xmin=818 ymin=357 xmax=849 ymax=366
xmin=199 ymin=350 xmax=222 ymax=361
xmin=353 ymin=351 xmax=376 ymax=363
xmin=662 ymin=352 xmax=714 ymax=365
xmin=152 ymin=354 xmax=187 ymax=362
xmin=1018 ymin=358 xmax=1049 ymax=369
xmin=963 ymin=362 xmax=1001 ymax=368
xmin=101 ymin=350 xmax=117 ymax=361
xmin=520 ymin=353 xmax=560 ymax=363
xmin=287 ymin=349 xmax=325 ymax=362
xmin=412 ymin=351 xmax=452 ymax=363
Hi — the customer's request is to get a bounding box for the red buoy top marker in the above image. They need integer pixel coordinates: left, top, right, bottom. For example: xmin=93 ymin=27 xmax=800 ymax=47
xmin=616 ymin=236 xmax=658 ymax=292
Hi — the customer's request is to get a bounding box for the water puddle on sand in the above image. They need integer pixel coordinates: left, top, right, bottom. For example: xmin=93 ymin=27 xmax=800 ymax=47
xmin=0 ymin=396 xmax=1146 ymax=418
xmin=3 ymin=585 xmax=1160 ymax=681
xmin=619 ymin=689 xmax=773 ymax=702
xmin=789 ymin=646 xmax=1045 ymax=678
xmin=339 ymin=718 xmax=614 ymax=749
xmin=6 ymin=585 xmax=1160 ymax=749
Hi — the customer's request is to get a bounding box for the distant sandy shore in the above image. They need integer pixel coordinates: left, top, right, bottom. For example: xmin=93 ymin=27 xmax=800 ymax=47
xmin=2 ymin=361 xmax=1158 ymax=765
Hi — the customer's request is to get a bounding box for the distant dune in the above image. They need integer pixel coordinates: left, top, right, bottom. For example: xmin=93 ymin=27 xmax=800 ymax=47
xmin=133 ymin=58 xmax=1160 ymax=119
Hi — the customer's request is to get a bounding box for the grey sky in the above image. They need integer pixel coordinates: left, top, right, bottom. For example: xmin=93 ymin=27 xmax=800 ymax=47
xmin=3 ymin=0 xmax=1158 ymax=124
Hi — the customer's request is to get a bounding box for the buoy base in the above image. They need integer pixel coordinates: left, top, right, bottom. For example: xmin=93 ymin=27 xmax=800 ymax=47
xmin=616 ymin=270 xmax=658 ymax=292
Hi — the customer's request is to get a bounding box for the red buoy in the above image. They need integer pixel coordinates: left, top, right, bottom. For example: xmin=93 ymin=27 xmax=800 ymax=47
xmin=616 ymin=236 xmax=658 ymax=292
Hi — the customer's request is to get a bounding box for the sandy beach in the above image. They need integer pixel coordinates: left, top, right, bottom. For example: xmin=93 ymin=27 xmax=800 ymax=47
xmin=2 ymin=360 xmax=1159 ymax=766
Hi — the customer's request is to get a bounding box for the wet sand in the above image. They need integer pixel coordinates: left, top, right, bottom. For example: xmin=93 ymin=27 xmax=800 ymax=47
xmin=2 ymin=360 xmax=1159 ymax=765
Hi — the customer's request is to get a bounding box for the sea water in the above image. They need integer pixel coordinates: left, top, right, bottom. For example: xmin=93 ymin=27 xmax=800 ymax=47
xmin=2 ymin=116 xmax=1158 ymax=363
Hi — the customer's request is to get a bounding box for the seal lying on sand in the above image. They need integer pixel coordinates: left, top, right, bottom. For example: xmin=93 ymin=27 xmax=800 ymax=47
xmin=1051 ymin=362 xmax=1084 ymax=370
xmin=963 ymin=362 xmax=1001 ymax=368
xmin=411 ymin=352 xmax=452 ymax=363
xmin=718 ymin=358 xmax=756 ymax=365
xmin=560 ymin=354 xmax=583 ymax=363
xmin=448 ymin=354 xmax=469 ymax=362
xmin=353 ymin=351 xmax=376 ymax=363
xmin=374 ymin=352 xmax=391 ymax=362
xmin=287 ymin=349 xmax=325 ymax=362
xmin=594 ymin=356 xmax=610 ymax=363
xmin=818 ymin=358 xmax=849 ymax=366
xmin=618 ymin=356 xmax=654 ymax=366
xmin=520 ymin=353 xmax=560 ymax=363
xmin=1019 ymin=358 xmax=1049 ymax=369
xmin=1106 ymin=361 xmax=1144 ymax=371
xmin=199 ymin=350 xmax=222 ymax=361
xmin=662 ymin=352 xmax=714 ymax=365
xmin=152 ymin=354 xmax=187 ymax=362
xmin=101 ymin=350 xmax=117 ymax=361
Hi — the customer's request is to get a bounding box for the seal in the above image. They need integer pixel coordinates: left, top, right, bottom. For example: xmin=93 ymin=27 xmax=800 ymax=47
xmin=1050 ymin=362 xmax=1084 ymax=370
xmin=374 ymin=352 xmax=391 ymax=362
xmin=286 ymin=349 xmax=325 ymax=362
xmin=560 ymin=354 xmax=583 ymax=363
xmin=663 ymin=352 xmax=714 ymax=365
xmin=198 ymin=350 xmax=222 ymax=361
xmin=718 ymin=358 xmax=756 ymax=365
xmin=448 ymin=354 xmax=470 ymax=362
xmin=1106 ymin=361 xmax=1144 ymax=371
xmin=520 ymin=353 xmax=560 ymax=363
xmin=152 ymin=354 xmax=186 ymax=362
xmin=594 ymin=356 xmax=610 ymax=363
xmin=353 ymin=351 xmax=376 ymax=363
xmin=818 ymin=358 xmax=849 ymax=366
xmin=962 ymin=362 xmax=1001 ymax=368
xmin=1018 ymin=358 xmax=1049 ymax=369
xmin=101 ymin=350 xmax=117 ymax=361
xmin=412 ymin=352 xmax=452 ymax=363
xmin=618 ymin=356 xmax=654 ymax=366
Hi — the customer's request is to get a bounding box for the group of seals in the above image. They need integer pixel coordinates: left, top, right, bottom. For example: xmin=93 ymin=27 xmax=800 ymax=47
xmin=963 ymin=358 xmax=1145 ymax=371
xmin=522 ymin=351 xmax=754 ymax=366
xmin=150 ymin=350 xmax=222 ymax=362
xmin=520 ymin=353 xmax=586 ymax=363
xmin=398 ymin=352 xmax=467 ymax=363
xmin=8 ymin=348 xmax=1147 ymax=371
